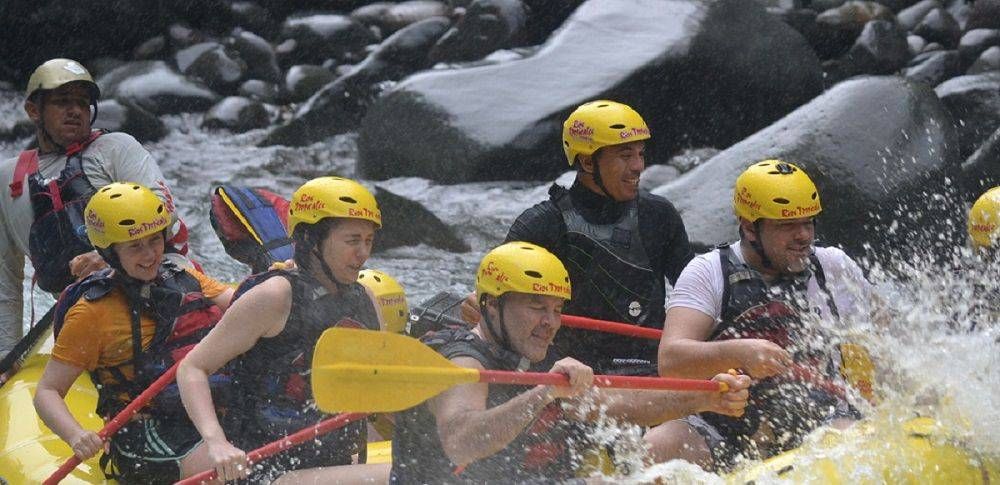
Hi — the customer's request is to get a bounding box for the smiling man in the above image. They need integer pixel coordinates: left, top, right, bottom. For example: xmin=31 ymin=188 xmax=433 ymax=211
xmin=0 ymin=58 xmax=188 ymax=357
xmin=657 ymin=160 xmax=880 ymax=470
xmin=392 ymin=242 xmax=749 ymax=483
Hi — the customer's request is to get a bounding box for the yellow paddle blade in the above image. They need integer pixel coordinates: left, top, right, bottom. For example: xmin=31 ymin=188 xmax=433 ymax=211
xmin=839 ymin=343 xmax=876 ymax=403
xmin=311 ymin=328 xmax=481 ymax=413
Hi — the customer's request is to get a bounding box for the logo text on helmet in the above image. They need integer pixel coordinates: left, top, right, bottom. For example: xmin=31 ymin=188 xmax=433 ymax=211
xmin=532 ymin=281 xmax=569 ymax=296
xmin=735 ymin=187 xmax=761 ymax=212
xmin=86 ymin=209 xmax=105 ymax=232
xmin=568 ymin=120 xmax=594 ymax=141
xmin=294 ymin=193 xmax=326 ymax=212
xmin=378 ymin=295 xmax=405 ymax=306
xmin=971 ymin=223 xmax=997 ymax=234
xmin=126 ymin=216 xmax=168 ymax=238
xmin=482 ymin=261 xmax=509 ymax=284
xmin=780 ymin=204 xmax=820 ymax=218
xmin=619 ymin=127 xmax=650 ymax=140
xmin=348 ymin=207 xmax=379 ymax=219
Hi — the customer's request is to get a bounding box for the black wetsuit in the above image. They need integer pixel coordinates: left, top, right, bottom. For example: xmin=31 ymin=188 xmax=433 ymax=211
xmin=506 ymin=182 xmax=694 ymax=374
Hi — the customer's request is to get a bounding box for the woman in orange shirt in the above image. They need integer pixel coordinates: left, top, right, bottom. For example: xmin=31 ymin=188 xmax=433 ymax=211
xmin=33 ymin=182 xmax=234 ymax=484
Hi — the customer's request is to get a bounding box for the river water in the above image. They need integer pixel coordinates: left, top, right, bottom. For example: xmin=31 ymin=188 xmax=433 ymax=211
xmin=2 ymin=89 xmax=998 ymax=483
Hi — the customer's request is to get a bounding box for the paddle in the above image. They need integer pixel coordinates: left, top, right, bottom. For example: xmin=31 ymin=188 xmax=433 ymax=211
xmin=558 ymin=314 xmax=866 ymax=401
xmin=0 ymin=303 xmax=57 ymax=387
xmin=310 ymin=328 xmax=726 ymax=414
xmin=44 ymin=361 xmax=182 ymax=485
xmin=174 ymin=412 xmax=368 ymax=485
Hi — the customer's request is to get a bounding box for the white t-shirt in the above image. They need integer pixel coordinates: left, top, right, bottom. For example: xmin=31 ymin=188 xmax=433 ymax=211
xmin=666 ymin=242 xmax=875 ymax=333
xmin=0 ymin=132 xmax=172 ymax=353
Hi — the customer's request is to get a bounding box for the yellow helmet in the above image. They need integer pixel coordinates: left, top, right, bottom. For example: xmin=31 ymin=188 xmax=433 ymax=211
xmin=969 ymin=186 xmax=1000 ymax=249
xmin=287 ymin=177 xmax=382 ymax=235
xmin=734 ymin=160 xmax=822 ymax=222
xmin=25 ymin=58 xmax=100 ymax=101
xmin=358 ymin=269 xmax=409 ymax=333
xmin=562 ymin=100 xmax=650 ymax=166
xmin=85 ymin=182 xmax=171 ymax=249
xmin=476 ymin=242 xmax=571 ymax=300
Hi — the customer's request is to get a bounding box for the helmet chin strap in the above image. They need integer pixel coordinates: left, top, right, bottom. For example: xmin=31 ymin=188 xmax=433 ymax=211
xmin=308 ymin=232 xmax=352 ymax=294
xmin=587 ymin=154 xmax=611 ymax=198
xmin=480 ymin=294 xmax=514 ymax=351
xmin=749 ymin=220 xmax=774 ymax=270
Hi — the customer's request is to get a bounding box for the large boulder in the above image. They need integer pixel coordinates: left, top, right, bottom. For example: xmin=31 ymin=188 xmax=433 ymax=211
xmin=262 ymin=16 xmax=452 ymax=146
xmin=651 ymin=76 xmax=959 ymax=261
xmin=373 ymin=186 xmax=470 ymax=253
xmin=935 ymin=72 xmax=1000 ymax=159
xmin=93 ymin=98 xmax=167 ymax=143
xmin=97 ymin=61 xmax=221 ymax=114
xmin=357 ymin=0 xmax=822 ymax=183
xmin=428 ymin=0 xmax=527 ymax=63
xmin=961 ymin=125 xmax=1000 ymax=194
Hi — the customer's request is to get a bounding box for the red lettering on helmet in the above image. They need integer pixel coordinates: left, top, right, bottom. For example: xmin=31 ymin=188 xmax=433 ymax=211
xmin=568 ymin=120 xmax=594 ymax=141
xmin=618 ymin=127 xmax=650 ymax=140
xmin=735 ymin=187 xmax=761 ymax=212
xmin=85 ymin=209 xmax=104 ymax=231
xmin=972 ymin=223 xmax=997 ymax=233
xmin=126 ymin=216 xmax=168 ymax=238
xmin=482 ymin=261 xmax=509 ymax=284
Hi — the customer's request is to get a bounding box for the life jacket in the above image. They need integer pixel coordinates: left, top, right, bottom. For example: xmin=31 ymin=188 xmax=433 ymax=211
xmin=209 ymin=184 xmax=293 ymax=274
xmin=551 ymin=185 xmax=662 ymax=374
xmin=700 ymin=244 xmax=854 ymax=456
xmin=391 ymin=326 xmax=586 ymax=484
xmin=229 ymin=269 xmax=378 ymax=462
xmin=10 ymin=131 xmax=103 ymax=293
xmin=52 ymin=261 xmax=228 ymax=419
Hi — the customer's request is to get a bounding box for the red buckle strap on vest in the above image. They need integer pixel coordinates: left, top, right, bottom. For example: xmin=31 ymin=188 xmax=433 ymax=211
xmin=65 ymin=130 xmax=103 ymax=157
xmin=9 ymin=150 xmax=39 ymax=198
xmin=9 ymin=130 xmax=103 ymax=198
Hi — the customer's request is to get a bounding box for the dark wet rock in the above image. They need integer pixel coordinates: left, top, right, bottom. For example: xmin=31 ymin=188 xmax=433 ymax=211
xmin=0 ymin=0 xmax=160 ymax=83
xmin=97 ymin=61 xmax=221 ymax=115
xmin=652 ymin=76 xmax=960 ymax=260
xmin=913 ymin=8 xmax=961 ymax=48
xmin=0 ymin=115 xmax=35 ymax=143
xmin=323 ymin=58 xmax=341 ymax=71
xmin=357 ymin=0 xmax=822 ymax=183
xmin=374 ymin=1 xmax=451 ymax=34
xmin=811 ymin=0 xmax=847 ymax=12
xmin=168 ymin=23 xmax=212 ymax=51
xmin=229 ymin=29 xmax=282 ymax=84
xmin=904 ymin=49 xmax=961 ymax=84
xmin=285 ymin=65 xmax=336 ymax=103
xmin=897 ymin=0 xmax=940 ymax=30
xmin=429 ymin=0 xmax=526 ymax=63
xmin=181 ymin=44 xmax=249 ymax=93
xmin=966 ymin=0 xmax=1000 ymax=31
xmin=352 ymin=3 xmax=396 ymax=26
xmin=815 ymin=1 xmax=894 ymax=58
xmin=961 ymin=125 xmax=1000 ymax=194
xmin=87 ymin=58 xmax=127 ymax=79
xmin=93 ymin=98 xmax=167 ymax=143
xmin=519 ymin=0 xmax=584 ymax=45
xmin=922 ymin=41 xmax=944 ymax=53
xmin=162 ymin=0 xmax=235 ymax=35
xmin=263 ymin=16 xmax=452 ymax=146
xmin=968 ymin=46 xmax=1000 ymax=74
xmin=872 ymin=0 xmax=921 ymax=12
xmin=202 ymin=96 xmax=270 ymax=132
xmin=780 ymin=9 xmax=825 ymax=55
xmin=230 ymin=2 xmax=278 ymax=40
xmin=959 ymin=29 xmax=1000 ymax=70
xmin=947 ymin=0 xmax=971 ymax=31
xmin=238 ymin=79 xmax=283 ymax=104
xmin=279 ymin=14 xmax=376 ymax=65
xmin=176 ymin=43 xmax=219 ymax=73
xmin=936 ymin=71 xmax=1000 ymax=159
xmin=839 ymin=20 xmax=910 ymax=76
xmin=908 ymin=34 xmax=927 ymax=55
xmin=373 ymin=185 xmax=470 ymax=253
xmin=133 ymin=36 xmax=167 ymax=61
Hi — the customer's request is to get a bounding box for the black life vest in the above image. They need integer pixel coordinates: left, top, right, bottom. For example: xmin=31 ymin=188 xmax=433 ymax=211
xmin=52 ymin=261 xmax=228 ymax=418
xmin=391 ymin=326 xmax=586 ymax=484
xmin=209 ymin=184 xmax=293 ymax=274
xmin=230 ymin=269 xmax=379 ymax=463
xmin=9 ymin=130 xmax=104 ymax=293
xmin=700 ymin=244 xmax=853 ymax=457
xmin=551 ymin=185 xmax=662 ymax=373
